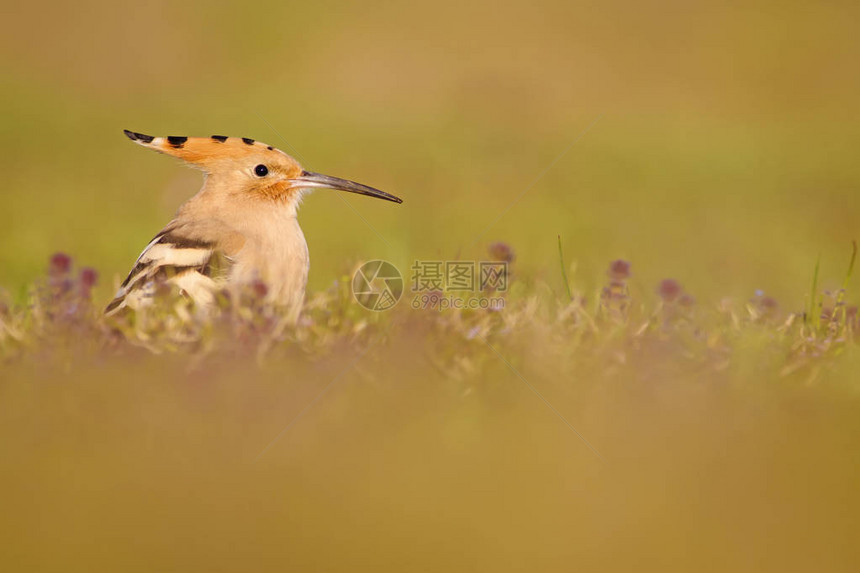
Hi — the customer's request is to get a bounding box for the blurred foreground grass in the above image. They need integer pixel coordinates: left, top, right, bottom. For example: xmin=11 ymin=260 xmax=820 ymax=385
xmin=1 ymin=250 xmax=859 ymax=571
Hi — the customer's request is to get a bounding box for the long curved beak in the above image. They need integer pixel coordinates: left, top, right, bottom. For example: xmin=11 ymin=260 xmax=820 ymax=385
xmin=288 ymin=171 xmax=403 ymax=204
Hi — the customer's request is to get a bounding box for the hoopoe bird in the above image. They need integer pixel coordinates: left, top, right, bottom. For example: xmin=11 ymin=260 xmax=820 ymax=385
xmin=106 ymin=130 xmax=402 ymax=320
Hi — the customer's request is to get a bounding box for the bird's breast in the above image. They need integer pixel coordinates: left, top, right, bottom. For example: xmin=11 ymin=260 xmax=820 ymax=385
xmin=229 ymin=215 xmax=309 ymax=317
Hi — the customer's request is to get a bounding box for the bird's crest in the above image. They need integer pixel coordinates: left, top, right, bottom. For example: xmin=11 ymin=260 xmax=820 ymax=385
xmin=123 ymin=130 xmax=285 ymax=168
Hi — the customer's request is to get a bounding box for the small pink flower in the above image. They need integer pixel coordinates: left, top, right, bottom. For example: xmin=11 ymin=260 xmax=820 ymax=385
xmin=607 ymin=260 xmax=631 ymax=281
xmin=50 ymin=253 xmax=72 ymax=276
xmin=251 ymin=280 xmax=269 ymax=298
xmin=80 ymin=267 xmax=98 ymax=289
xmin=488 ymin=242 xmax=515 ymax=263
xmin=657 ymin=279 xmax=682 ymax=303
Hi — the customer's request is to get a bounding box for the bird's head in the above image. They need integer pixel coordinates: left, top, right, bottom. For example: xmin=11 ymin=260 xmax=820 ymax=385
xmin=123 ymin=130 xmax=402 ymax=207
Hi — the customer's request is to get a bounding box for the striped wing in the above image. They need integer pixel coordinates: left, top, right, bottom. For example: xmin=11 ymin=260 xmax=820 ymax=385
xmin=105 ymin=227 xmax=226 ymax=315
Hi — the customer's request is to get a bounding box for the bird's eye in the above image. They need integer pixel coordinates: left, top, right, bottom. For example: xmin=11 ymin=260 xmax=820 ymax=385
xmin=254 ymin=164 xmax=269 ymax=177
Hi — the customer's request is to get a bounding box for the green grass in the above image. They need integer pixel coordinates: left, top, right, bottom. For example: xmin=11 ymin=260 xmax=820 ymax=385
xmin=4 ymin=246 xmax=857 ymax=370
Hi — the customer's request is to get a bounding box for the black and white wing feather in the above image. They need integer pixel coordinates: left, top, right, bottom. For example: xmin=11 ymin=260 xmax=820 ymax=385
xmin=105 ymin=227 xmax=223 ymax=315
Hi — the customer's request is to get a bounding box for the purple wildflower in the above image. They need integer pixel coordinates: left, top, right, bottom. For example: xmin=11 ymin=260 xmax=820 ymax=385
xmin=488 ymin=242 xmax=515 ymax=263
xmin=607 ymin=260 xmax=631 ymax=281
xmin=49 ymin=253 xmax=72 ymax=276
xmin=657 ymin=279 xmax=682 ymax=303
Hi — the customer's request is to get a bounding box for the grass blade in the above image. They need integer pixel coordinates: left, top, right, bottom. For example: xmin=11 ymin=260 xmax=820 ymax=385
xmin=808 ymin=255 xmax=821 ymax=330
xmin=840 ymin=240 xmax=857 ymax=291
xmin=558 ymin=235 xmax=573 ymax=301
xmin=835 ymin=240 xmax=857 ymax=327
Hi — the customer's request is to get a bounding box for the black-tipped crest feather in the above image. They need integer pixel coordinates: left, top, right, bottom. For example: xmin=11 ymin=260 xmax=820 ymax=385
xmin=124 ymin=129 xmax=154 ymax=143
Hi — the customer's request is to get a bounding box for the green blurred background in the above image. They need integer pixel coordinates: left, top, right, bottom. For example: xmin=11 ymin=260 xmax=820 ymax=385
xmin=3 ymin=0 xmax=859 ymax=304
